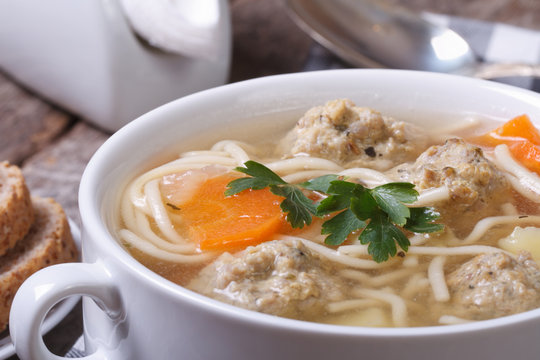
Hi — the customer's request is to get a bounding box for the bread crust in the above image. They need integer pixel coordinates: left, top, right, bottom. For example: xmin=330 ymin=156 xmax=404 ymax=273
xmin=0 ymin=161 xmax=34 ymax=256
xmin=0 ymin=196 xmax=78 ymax=331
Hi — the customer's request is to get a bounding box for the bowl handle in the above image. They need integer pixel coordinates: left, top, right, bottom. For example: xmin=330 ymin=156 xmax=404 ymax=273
xmin=9 ymin=262 xmax=123 ymax=360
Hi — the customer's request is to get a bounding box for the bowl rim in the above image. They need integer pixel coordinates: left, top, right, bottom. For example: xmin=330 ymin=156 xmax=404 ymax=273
xmin=79 ymin=68 xmax=540 ymax=337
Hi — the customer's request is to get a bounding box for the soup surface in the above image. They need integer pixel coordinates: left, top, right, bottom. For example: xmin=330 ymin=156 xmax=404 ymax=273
xmin=117 ymin=99 xmax=540 ymax=327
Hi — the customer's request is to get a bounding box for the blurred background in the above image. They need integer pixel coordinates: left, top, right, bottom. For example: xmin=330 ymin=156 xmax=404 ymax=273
xmin=0 ymin=0 xmax=539 ymax=358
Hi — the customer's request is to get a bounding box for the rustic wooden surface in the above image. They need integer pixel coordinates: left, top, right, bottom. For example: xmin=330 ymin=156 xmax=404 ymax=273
xmin=1 ymin=0 xmax=539 ymax=358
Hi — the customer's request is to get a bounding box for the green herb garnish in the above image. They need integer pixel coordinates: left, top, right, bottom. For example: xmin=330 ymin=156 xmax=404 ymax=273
xmin=226 ymin=160 xmax=443 ymax=262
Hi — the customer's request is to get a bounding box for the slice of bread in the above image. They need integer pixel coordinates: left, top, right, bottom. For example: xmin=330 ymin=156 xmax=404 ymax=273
xmin=0 ymin=196 xmax=78 ymax=331
xmin=0 ymin=161 xmax=34 ymax=256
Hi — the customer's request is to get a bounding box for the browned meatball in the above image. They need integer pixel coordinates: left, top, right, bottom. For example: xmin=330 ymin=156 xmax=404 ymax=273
xmin=404 ymin=138 xmax=511 ymax=235
xmin=447 ymin=251 xmax=540 ymax=320
xmin=281 ymin=99 xmax=428 ymax=170
xmin=188 ymin=239 xmax=349 ymax=320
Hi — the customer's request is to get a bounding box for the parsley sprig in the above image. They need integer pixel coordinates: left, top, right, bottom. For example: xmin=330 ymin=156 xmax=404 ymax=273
xmin=226 ymin=160 xmax=443 ymax=262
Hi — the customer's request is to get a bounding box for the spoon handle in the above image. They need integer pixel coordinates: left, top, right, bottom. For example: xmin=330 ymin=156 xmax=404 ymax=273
xmin=473 ymin=63 xmax=540 ymax=80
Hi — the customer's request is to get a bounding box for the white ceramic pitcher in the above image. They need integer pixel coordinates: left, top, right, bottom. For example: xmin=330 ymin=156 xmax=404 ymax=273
xmin=0 ymin=0 xmax=231 ymax=132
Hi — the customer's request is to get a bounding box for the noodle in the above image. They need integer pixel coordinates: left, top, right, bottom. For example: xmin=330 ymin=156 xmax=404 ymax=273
xmin=409 ymin=234 xmax=428 ymax=246
xmin=338 ymin=269 xmax=371 ymax=283
xmin=220 ymin=141 xmax=251 ymax=165
xmin=144 ymin=180 xmax=187 ymax=244
xmin=339 ymin=244 xmax=506 ymax=257
xmin=428 ymin=256 xmax=450 ymax=302
xmin=353 ymin=288 xmax=408 ymax=327
xmin=282 ymin=170 xmax=334 ymax=183
xmin=119 ymin=229 xmax=214 ymax=263
xmin=338 ymin=168 xmax=392 ymax=187
xmin=368 ymin=268 xmax=420 ymax=287
xmin=401 ymin=274 xmax=430 ymax=299
xmin=407 ymin=245 xmax=507 ymax=256
xmin=461 ymin=215 xmax=540 ymax=244
xmin=402 ymin=255 xmax=419 ymax=268
xmin=133 ymin=211 xmax=196 ymax=253
xmin=493 ymin=144 xmax=540 ymax=201
xmin=280 ymin=235 xmax=391 ymax=270
xmin=414 ymin=187 xmax=450 ymax=206
xmin=266 ymin=157 xmax=344 ymax=174
xmin=505 ymin=174 xmax=540 ymax=203
xmin=337 ymin=244 xmax=369 ymax=257
xmin=340 ymin=268 xmax=422 ymax=287
xmin=211 ymin=140 xmax=259 ymax=155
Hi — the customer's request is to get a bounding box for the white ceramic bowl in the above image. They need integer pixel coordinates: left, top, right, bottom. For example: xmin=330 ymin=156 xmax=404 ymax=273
xmin=10 ymin=69 xmax=540 ymax=360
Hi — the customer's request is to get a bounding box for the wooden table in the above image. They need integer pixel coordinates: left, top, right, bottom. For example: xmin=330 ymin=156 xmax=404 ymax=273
xmin=1 ymin=0 xmax=539 ymax=358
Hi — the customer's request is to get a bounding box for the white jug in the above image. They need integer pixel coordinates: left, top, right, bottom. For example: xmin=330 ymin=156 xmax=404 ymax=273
xmin=0 ymin=0 xmax=231 ymax=132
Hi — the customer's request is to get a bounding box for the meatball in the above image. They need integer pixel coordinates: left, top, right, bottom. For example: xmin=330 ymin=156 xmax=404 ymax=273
xmin=280 ymin=99 xmax=428 ymax=170
xmin=187 ymin=239 xmax=349 ymax=320
xmin=447 ymin=251 xmax=540 ymax=320
xmin=400 ymin=138 xmax=511 ymax=234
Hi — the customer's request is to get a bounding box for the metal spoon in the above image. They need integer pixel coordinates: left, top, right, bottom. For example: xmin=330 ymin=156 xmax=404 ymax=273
xmin=285 ymin=0 xmax=540 ymax=79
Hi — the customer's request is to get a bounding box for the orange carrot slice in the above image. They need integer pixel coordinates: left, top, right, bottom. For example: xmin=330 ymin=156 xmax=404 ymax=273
xmin=475 ymin=114 xmax=540 ymax=146
xmin=492 ymin=114 xmax=540 ymax=144
xmin=471 ymin=114 xmax=540 ymax=175
xmin=507 ymin=140 xmax=540 ymax=175
xmin=178 ymin=173 xmax=286 ymax=252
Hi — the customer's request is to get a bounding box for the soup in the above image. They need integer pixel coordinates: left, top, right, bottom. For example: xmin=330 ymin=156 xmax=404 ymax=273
xmin=116 ymin=99 xmax=540 ymax=327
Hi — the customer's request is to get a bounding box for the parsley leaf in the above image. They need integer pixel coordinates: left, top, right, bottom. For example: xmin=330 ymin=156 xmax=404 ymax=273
xmin=226 ymin=161 xmax=443 ymax=263
xmin=225 ymin=160 xmax=285 ymax=196
xmin=404 ymin=207 xmax=444 ymax=233
xmin=316 ymin=180 xmax=358 ymax=215
xmin=234 ymin=160 xmax=286 ymax=184
xmin=370 ymin=183 xmax=417 ymax=226
xmin=321 ymin=209 xmax=366 ymax=245
xmin=360 ymin=210 xmax=410 ymax=263
xmin=299 ymin=174 xmax=340 ymax=193
xmin=270 ymin=185 xmax=316 ymax=228
xmin=349 ymin=187 xmax=378 ymax=220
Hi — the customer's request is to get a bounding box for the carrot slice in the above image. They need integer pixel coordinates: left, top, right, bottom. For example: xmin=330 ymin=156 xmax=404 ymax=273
xmin=475 ymin=114 xmax=540 ymax=146
xmin=507 ymin=140 xmax=540 ymax=175
xmin=178 ymin=173 xmax=287 ymax=252
xmin=470 ymin=114 xmax=540 ymax=175
xmin=493 ymin=114 xmax=540 ymax=144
